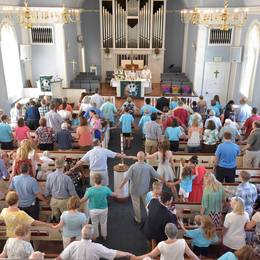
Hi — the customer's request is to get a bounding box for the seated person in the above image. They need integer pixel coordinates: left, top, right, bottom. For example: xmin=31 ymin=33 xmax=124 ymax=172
xmin=55 ymin=123 xmax=73 ymax=150
xmin=140 ymin=192 xmax=177 ymax=244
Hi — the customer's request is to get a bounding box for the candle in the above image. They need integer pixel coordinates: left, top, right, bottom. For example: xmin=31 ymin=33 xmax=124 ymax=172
xmin=120 ymin=134 xmax=124 ymax=153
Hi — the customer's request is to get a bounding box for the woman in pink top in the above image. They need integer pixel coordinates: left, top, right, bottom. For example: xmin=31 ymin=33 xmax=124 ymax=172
xmin=75 ymin=117 xmax=93 ymax=151
xmin=14 ymin=118 xmax=31 ymax=145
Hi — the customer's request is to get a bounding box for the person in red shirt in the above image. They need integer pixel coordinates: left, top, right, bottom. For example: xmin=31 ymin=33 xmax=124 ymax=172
xmin=187 ymin=155 xmax=207 ymax=203
xmin=243 ymin=107 xmax=260 ymax=139
xmin=173 ymin=101 xmax=189 ymax=126
xmin=58 ymin=98 xmax=73 ymax=112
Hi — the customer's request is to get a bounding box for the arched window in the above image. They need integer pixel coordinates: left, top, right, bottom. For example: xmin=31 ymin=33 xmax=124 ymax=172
xmin=240 ymin=21 xmax=260 ymax=99
xmin=0 ymin=21 xmax=23 ymax=101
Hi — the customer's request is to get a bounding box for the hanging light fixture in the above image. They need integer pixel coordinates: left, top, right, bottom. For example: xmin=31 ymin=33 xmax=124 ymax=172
xmin=181 ymin=0 xmax=248 ymax=31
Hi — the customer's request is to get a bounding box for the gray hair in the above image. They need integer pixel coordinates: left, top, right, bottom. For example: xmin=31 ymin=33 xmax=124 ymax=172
xmin=165 ymin=223 xmax=178 ymax=239
xmin=81 ymin=224 xmax=94 ymax=240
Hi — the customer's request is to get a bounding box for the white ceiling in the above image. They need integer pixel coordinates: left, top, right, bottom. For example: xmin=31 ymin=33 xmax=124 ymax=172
xmin=0 ymin=0 xmax=260 ymax=9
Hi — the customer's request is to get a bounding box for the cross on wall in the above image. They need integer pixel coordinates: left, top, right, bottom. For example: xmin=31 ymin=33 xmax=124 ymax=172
xmin=214 ymin=70 xmax=220 ymax=78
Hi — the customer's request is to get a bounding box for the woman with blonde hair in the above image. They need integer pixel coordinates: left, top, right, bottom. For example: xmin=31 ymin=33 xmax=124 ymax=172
xmin=179 ymin=215 xmax=219 ymax=257
xmin=52 ymin=196 xmax=87 ymax=249
xmin=201 ymin=172 xmax=225 ymax=227
xmin=218 ymin=245 xmax=255 ymax=260
xmin=187 ymin=118 xmax=203 ymax=153
xmin=223 ymin=197 xmax=249 ymax=252
xmin=12 ymin=139 xmax=40 ymax=177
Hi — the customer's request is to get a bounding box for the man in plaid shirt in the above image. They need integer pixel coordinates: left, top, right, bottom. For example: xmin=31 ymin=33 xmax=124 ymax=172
xmin=38 ymin=99 xmax=50 ymax=117
xmin=236 ymin=170 xmax=257 ymax=216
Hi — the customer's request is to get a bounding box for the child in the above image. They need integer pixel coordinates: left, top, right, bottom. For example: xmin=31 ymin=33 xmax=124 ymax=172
xmin=177 ymin=166 xmax=197 ymax=202
xmin=118 ymin=107 xmax=135 ymax=149
xmin=165 ymin=118 xmax=183 ymax=152
xmin=88 ymin=111 xmax=101 ymax=140
xmin=198 ymin=95 xmax=207 ymax=116
xmin=191 ymin=101 xmax=199 ymax=113
xmin=138 ymin=109 xmax=151 ymax=137
xmin=37 ymin=163 xmax=52 ymax=180
xmin=145 ymin=181 xmax=163 ymax=206
xmin=39 ymin=151 xmax=54 ymax=165
xmin=179 ymin=215 xmax=219 ymax=258
xmin=71 ymin=113 xmax=80 ymax=129
xmin=55 ymin=123 xmax=73 ymax=150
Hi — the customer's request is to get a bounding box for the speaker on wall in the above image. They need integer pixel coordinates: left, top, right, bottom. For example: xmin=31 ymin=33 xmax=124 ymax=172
xmin=20 ymin=44 xmax=32 ymax=62
xmin=230 ymin=46 xmax=243 ymax=63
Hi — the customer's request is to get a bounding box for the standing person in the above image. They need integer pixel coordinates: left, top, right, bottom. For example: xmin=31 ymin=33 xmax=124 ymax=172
xmin=187 ymin=156 xmax=207 ymax=203
xmin=9 ymin=163 xmax=49 ymax=220
xmin=222 ymin=100 xmax=235 ymax=122
xmin=215 ymin=131 xmax=240 ymax=183
xmin=219 ymin=119 xmax=241 ymax=143
xmin=187 ymin=119 xmax=203 ymax=153
xmin=173 ymin=100 xmax=189 ymax=126
xmin=81 ymin=174 xmax=117 ymax=240
xmin=70 ymin=139 xmax=124 ymax=186
xmin=45 ymin=103 xmax=64 ymax=133
xmin=35 ymin=118 xmax=55 ymax=151
xmin=205 ymin=110 xmax=222 ymax=130
xmin=202 ymin=120 xmax=219 ymax=153
xmin=165 ymin=118 xmax=183 ymax=152
xmin=138 ymin=109 xmax=151 ymax=136
xmin=201 ymin=173 xmax=225 ymax=227
xmin=38 ymin=99 xmax=50 ymax=118
xmin=0 ymin=115 xmax=13 ymax=150
xmin=179 ymin=215 xmax=219 ymax=258
xmin=79 ymin=96 xmax=91 ymax=116
xmin=75 ymin=117 xmax=93 ymax=151
xmin=10 ymin=102 xmax=22 ymax=129
xmin=156 ymin=92 xmax=169 ymax=112
xmin=144 ymin=112 xmax=163 ymax=154
xmin=120 ymin=97 xmax=138 ymax=116
xmin=45 ymin=159 xmax=77 ymax=221
xmin=0 ymin=191 xmax=52 ymax=238
xmin=209 ymin=100 xmax=221 ymax=117
xmin=242 ymin=120 xmax=260 ymax=168
xmin=218 ymin=245 xmax=256 ymax=260
xmin=58 ymin=103 xmax=72 ymax=122
xmin=56 ymin=224 xmax=134 ymax=260
xmin=236 ymin=171 xmax=257 ymax=216
xmin=141 ymin=98 xmax=160 ymax=115
xmin=235 ymin=97 xmax=252 ymax=125
xmin=100 ymin=98 xmax=117 ymax=126
xmin=243 ymin=107 xmax=260 ymax=139
xmin=137 ymin=223 xmax=199 ymax=260
xmin=223 ymin=197 xmax=249 ymax=252
xmin=90 ymin=89 xmax=104 ymax=109
xmin=52 ymin=196 xmax=87 ymax=249
xmin=14 ymin=118 xmax=31 ymax=145
xmin=24 ymin=101 xmax=40 ymax=130
xmin=118 ymin=107 xmax=135 ymax=149
xmin=141 ymin=192 xmax=177 ymax=244
xmin=0 ymin=224 xmax=34 ymax=259
xmin=119 ymin=151 xmax=163 ymax=223
xmin=198 ymin=95 xmax=207 ymax=117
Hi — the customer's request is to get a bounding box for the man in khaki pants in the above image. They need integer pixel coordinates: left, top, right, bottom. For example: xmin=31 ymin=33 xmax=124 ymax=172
xmin=143 ymin=113 xmax=162 ymax=154
xmin=45 ymin=158 xmax=77 ymax=221
xmin=119 ymin=151 xmax=163 ymax=223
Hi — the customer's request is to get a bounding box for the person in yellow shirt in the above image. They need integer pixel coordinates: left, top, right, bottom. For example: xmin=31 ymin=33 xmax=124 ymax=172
xmin=0 ymin=191 xmax=52 ymax=238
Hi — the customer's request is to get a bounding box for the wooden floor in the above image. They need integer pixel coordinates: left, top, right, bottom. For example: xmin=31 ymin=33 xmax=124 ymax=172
xmin=100 ymin=83 xmax=162 ymax=108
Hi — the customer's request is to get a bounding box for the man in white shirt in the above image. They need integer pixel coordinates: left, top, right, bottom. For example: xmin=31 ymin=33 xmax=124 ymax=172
xmin=205 ymin=110 xmax=222 ymax=130
xmin=90 ymin=90 xmax=104 ymax=109
xmin=235 ymin=97 xmax=252 ymax=125
xmin=141 ymin=65 xmax=152 ymax=80
xmin=56 ymin=224 xmax=134 ymax=260
xmin=45 ymin=103 xmax=63 ymax=133
xmin=10 ymin=103 xmax=22 ymax=129
xmin=70 ymin=139 xmax=124 ymax=186
xmin=58 ymin=103 xmax=72 ymax=121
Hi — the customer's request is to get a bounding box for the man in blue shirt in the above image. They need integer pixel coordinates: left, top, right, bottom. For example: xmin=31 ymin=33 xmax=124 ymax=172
xmin=140 ymin=98 xmax=160 ymax=115
xmin=215 ymin=131 xmax=240 ymax=183
xmin=118 ymin=107 xmax=135 ymax=149
xmin=9 ymin=163 xmax=49 ymax=219
xmin=24 ymin=100 xmax=40 ymax=130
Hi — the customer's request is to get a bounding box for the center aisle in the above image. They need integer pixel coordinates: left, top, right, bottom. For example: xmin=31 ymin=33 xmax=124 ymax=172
xmin=104 ymin=117 xmax=148 ymax=255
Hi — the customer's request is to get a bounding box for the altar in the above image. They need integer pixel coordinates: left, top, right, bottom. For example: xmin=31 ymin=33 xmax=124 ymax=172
xmin=111 ymin=79 xmax=151 ymax=98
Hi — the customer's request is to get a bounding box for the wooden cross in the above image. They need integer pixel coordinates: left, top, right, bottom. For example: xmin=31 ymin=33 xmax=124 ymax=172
xmin=214 ymin=70 xmax=220 ymax=78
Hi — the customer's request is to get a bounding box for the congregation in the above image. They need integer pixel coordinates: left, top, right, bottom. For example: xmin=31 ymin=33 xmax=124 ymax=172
xmin=0 ymin=91 xmax=259 ymax=260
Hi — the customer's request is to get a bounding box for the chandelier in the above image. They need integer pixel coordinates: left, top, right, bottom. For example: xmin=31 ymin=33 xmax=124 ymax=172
xmin=180 ymin=0 xmax=248 ymax=31
xmin=3 ymin=0 xmax=80 ymax=29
